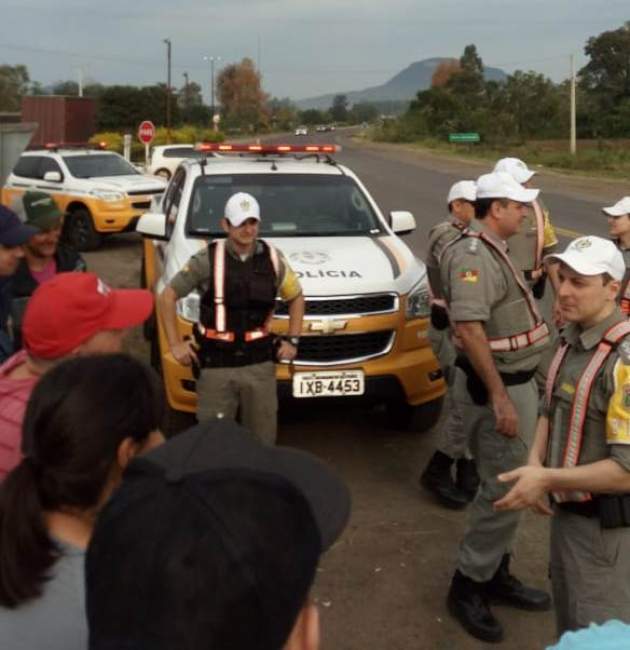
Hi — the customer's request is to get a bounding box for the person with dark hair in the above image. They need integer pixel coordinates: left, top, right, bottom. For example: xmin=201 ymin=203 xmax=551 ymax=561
xmin=440 ymin=172 xmax=552 ymax=642
xmin=0 ymin=353 xmax=165 ymax=650
xmin=9 ymin=191 xmax=86 ymax=348
xmin=86 ymin=419 xmax=350 ymax=650
xmin=0 ymin=205 xmax=38 ymax=362
xmin=0 ymin=272 xmax=153 ymax=479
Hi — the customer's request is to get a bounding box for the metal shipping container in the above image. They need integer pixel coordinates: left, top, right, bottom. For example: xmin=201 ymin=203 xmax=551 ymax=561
xmin=21 ymin=96 xmax=96 ymax=146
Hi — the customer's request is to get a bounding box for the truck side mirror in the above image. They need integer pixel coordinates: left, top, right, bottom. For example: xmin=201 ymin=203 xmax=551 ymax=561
xmin=136 ymin=212 xmax=168 ymax=240
xmin=390 ymin=211 xmax=416 ymax=235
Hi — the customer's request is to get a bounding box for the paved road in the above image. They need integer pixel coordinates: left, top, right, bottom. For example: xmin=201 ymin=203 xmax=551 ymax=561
xmin=85 ymin=137 xmax=627 ymax=650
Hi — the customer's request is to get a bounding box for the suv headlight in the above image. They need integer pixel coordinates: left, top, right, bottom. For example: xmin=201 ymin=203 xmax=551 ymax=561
xmin=405 ymin=281 xmax=431 ymax=320
xmin=91 ymin=190 xmax=125 ymax=202
xmin=177 ymin=293 xmax=200 ymax=323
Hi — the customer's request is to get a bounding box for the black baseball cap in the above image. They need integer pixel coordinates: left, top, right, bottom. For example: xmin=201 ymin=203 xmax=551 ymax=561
xmin=0 ymin=205 xmax=38 ymax=246
xmin=86 ymin=420 xmax=351 ymax=650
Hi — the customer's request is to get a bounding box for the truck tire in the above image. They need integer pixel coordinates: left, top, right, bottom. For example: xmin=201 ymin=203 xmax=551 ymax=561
xmin=384 ymin=396 xmax=443 ymax=432
xmin=66 ymin=207 xmax=103 ymax=251
xmin=155 ymin=168 xmax=171 ymax=180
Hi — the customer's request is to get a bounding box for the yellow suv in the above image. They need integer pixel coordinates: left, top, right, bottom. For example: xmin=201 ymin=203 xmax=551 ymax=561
xmin=137 ymin=143 xmax=445 ymax=430
xmin=2 ymin=145 xmax=167 ymax=250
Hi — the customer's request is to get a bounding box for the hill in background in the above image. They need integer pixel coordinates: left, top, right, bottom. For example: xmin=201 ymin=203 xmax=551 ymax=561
xmin=296 ymin=57 xmax=507 ymax=110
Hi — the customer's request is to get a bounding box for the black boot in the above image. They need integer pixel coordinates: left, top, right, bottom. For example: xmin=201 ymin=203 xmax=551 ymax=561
xmin=447 ymin=570 xmax=504 ymax=643
xmin=420 ymin=451 xmax=469 ymax=510
xmin=486 ymin=554 xmax=552 ymax=611
xmin=456 ymin=458 xmax=480 ymax=501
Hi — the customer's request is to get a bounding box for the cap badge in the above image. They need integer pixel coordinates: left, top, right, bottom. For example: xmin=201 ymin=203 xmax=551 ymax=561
xmin=240 ymin=199 xmax=250 ymax=211
xmin=574 ymin=238 xmax=592 ymax=250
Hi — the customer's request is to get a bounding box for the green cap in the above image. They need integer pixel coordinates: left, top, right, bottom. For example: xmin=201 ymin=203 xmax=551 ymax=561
xmin=11 ymin=191 xmax=63 ymax=232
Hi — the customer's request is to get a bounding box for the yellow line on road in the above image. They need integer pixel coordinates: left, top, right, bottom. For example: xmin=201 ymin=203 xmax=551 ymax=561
xmin=555 ymin=226 xmax=586 ymax=238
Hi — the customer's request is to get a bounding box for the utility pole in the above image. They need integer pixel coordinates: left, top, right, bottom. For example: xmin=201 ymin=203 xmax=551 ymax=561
xmin=570 ymin=54 xmax=576 ymax=156
xmin=77 ymin=66 xmax=84 ymax=97
xmin=203 ymin=55 xmax=222 ymax=119
xmin=183 ymin=71 xmax=189 ymax=111
xmin=163 ymin=38 xmax=172 ymax=143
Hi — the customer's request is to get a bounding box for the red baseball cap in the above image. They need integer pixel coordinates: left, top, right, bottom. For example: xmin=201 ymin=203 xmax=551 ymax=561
xmin=23 ymin=272 xmax=154 ymax=359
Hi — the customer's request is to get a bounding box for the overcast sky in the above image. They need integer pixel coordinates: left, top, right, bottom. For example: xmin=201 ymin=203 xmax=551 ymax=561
xmin=1 ymin=0 xmax=628 ymax=102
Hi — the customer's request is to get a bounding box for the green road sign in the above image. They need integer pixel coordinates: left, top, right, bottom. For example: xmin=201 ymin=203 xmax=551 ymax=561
xmin=448 ymin=132 xmax=480 ymax=143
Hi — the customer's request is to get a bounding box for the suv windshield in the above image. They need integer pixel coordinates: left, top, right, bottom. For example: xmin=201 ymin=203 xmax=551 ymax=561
xmin=187 ymin=174 xmax=382 ymax=237
xmin=62 ymin=153 xmax=139 ymax=178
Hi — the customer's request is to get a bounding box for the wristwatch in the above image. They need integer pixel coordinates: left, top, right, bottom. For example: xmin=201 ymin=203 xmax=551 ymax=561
xmin=284 ymin=336 xmax=300 ymax=347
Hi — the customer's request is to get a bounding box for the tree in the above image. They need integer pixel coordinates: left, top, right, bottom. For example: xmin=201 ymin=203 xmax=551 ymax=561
xmin=348 ymin=102 xmax=379 ymax=124
xmin=432 ymin=59 xmax=461 ymax=87
xmin=0 ymin=64 xmax=30 ymax=111
xmin=52 ymin=80 xmax=79 ymax=95
xmin=268 ymin=97 xmax=298 ymax=130
xmin=298 ymin=109 xmax=328 ymax=125
xmin=330 ymin=94 xmax=348 ymax=122
xmin=216 ymin=58 xmax=269 ymax=130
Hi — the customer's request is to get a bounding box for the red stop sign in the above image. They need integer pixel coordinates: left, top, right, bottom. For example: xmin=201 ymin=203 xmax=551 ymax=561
xmin=137 ymin=120 xmax=155 ymax=144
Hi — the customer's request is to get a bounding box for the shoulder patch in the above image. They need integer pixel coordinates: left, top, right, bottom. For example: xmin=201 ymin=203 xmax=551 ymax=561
xmin=606 ymin=357 xmax=630 ymax=445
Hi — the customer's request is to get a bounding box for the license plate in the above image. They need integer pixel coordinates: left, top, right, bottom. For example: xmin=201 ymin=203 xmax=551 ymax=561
xmin=292 ymin=370 xmax=365 ymax=398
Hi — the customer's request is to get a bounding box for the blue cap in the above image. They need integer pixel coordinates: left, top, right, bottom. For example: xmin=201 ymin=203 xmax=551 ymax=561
xmin=0 ymin=205 xmax=39 ymax=247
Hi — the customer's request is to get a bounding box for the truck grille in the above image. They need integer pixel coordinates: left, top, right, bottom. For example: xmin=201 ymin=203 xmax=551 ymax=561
xmin=275 ymin=294 xmax=397 ymax=317
xmin=295 ymin=331 xmax=394 ymax=365
xmin=132 ymin=201 xmax=151 ymax=209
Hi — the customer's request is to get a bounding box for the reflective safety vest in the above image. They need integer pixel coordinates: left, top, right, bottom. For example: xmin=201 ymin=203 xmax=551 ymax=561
xmin=620 ymin=275 xmax=630 ymax=317
xmin=544 ymin=319 xmax=630 ymax=503
xmin=442 ymin=227 xmax=550 ymax=353
xmin=196 ymin=239 xmax=280 ymax=363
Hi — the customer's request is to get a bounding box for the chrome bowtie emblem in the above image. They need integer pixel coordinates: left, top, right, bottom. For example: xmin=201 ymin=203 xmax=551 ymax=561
xmin=308 ymin=319 xmax=348 ymax=335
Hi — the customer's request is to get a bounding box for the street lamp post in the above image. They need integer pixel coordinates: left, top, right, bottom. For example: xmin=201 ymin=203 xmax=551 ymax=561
xmin=203 ymin=55 xmax=222 ymax=124
xmin=163 ymin=38 xmax=172 ymax=143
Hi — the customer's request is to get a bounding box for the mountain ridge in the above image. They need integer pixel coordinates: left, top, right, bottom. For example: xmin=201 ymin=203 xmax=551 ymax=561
xmin=295 ymin=57 xmax=507 ymax=110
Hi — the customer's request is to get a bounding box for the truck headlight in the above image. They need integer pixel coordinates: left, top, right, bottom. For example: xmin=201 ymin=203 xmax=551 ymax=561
xmin=91 ymin=190 xmax=125 ymax=202
xmin=177 ymin=293 xmax=200 ymax=323
xmin=405 ymin=281 xmax=431 ymax=320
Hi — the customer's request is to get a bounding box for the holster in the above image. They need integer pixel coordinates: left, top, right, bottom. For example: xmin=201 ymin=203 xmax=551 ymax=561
xmin=455 ymin=356 xmax=489 ymax=406
xmin=597 ymin=494 xmax=630 ymax=529
xmin=525 ymin=270 xmax=547 ymax=300
xmin=430 ymin=304 xmax=450 ymax=331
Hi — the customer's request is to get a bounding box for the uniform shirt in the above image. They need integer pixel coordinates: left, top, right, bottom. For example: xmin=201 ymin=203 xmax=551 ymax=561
xmin=170 ymin=239 xmax=302 ymax=303
xmin=508 ymin=197 xmax=558 ymax=273
xmin=545 ymin=308 xmax=630 ymax=473
xmin=440 ymin=219 xmax=546 ymax=373
xmin=425 ymin=217 xmax=465 ymax=299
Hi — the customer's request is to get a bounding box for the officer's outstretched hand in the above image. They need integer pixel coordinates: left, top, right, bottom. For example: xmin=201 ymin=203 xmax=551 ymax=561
xmin=492 ymin=393 xmax=519 ymax=438
xmin=171 ymin=339 xmax=199 ymax=367
xmin=493 ymin=465 xmax=553 ymax=515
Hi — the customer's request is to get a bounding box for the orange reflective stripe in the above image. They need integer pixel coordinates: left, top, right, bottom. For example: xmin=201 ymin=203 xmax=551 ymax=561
xmin=213 ymin=239 xmax=227 ymax=332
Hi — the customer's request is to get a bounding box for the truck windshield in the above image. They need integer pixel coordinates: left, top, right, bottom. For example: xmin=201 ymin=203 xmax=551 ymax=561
xmin=186 ymin=174 xmax=382 ymax=237
xmin=62 ymin=154 xmax=140 ymax=178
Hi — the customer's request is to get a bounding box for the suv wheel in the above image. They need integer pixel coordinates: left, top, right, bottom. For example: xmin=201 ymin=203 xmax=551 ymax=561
xmin=66 ymin=207 xmax=103 ymax=251
xmin=155 ymin=168 xmax=171 ymax=180
xmin=384 ymin=397 xmax=443 ymax=432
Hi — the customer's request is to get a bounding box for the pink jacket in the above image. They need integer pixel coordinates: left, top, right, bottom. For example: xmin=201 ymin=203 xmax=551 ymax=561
xmin=0 ymin=351 xmax=39 ymax=480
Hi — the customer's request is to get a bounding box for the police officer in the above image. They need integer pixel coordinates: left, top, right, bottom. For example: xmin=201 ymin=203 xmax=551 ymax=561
xmin=441 ymin=172 xmax=552 ymax=643
xmin=495 ymin=236 xmax=630 ymax=636
xmin=159 ymin=192 xmax=305 ymax=445
xmin=493 ymin=157 xmax=560 ymax=299
xmin=421 ymin=180 xmax=479 ymax=508
xmin=603 ymin=196 xmax=630 ymax=316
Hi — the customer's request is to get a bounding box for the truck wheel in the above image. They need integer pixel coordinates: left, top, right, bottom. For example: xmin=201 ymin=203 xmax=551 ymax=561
xmin=384 ymin=397 xmax=443 ymax=432
xmin=155 ymin=168 xmax=171 ymax=180
xmin=66 ymin=207 xmax=102 ymax=251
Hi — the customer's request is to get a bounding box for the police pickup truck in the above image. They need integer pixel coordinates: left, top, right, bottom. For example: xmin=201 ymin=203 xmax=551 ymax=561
xmin=137 ymin=143 xmax=444 ymax=429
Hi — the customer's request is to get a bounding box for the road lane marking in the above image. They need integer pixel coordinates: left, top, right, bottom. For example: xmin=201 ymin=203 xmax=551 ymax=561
xmin=555 ymin=226 xmax=586 ymax=238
